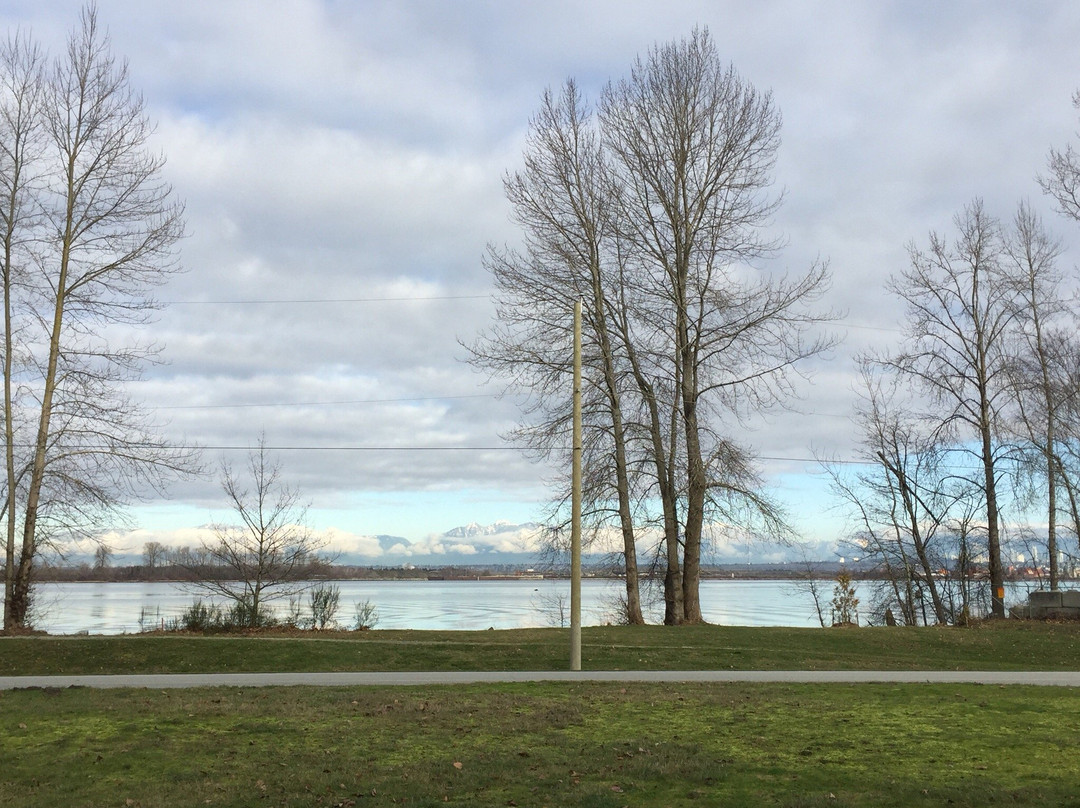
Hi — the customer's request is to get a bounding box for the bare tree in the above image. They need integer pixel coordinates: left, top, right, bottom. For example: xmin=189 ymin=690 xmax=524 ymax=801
xmin=0 ymin=31 xmax=46 ymax=630
xmin=471 ymin=29 xmax=833 ymax=625
xmin=885 ymin=200 xmax=1018 ymax=618
xmin=141 ymin=540 xmax=165 ymax=570
xmin=1002 ymin=202 xmax=1070 ymax=588
xmin=470 ymin=81 xmax=645 ymax=623
xmin=92 ymin=543 xmax=112 ymax=570
xmin=189 ymin=439 xmax=328 ymax=628
xmin=1041 ymin=90 xmax=1080 ymax=223
xmin=2 ymin=6 xmax=196 ymax=629
xmin=1038 ymin=332 xmax=1080 ymax=577
xmin=825 ymin=361 xmax=977 ymax=625
xmin=598 ymin=28 xmax=833 ymax=622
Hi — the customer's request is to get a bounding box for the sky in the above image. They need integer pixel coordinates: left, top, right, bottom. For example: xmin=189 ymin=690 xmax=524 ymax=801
xmin=5 ymin=1 xmax=1080 ymax=563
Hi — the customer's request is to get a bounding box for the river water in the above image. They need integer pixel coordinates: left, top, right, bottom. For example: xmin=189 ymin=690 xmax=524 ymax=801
xmin=30 ymin=578 xmax=839 ymax=634
xmin=28 ymin=577 xmax=1046 ymax=634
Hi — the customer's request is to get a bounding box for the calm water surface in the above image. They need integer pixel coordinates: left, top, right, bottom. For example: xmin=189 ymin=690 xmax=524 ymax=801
xmin=32 ymin=578 xmax=837 ymax=634
xmin=31 ymin=578 xmax=1049 ymax=634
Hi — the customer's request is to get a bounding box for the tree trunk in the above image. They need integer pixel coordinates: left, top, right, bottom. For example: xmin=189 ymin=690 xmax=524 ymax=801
xmin=589 ymin=269 xmax=644 ymax=625
xmin=2 ymin=196 xmax=16 ymax=631
xmin=620 ymin=314 xmax=683 ymax=624
xmin=11 ymin=137 xmax=76 ymax=628
xmin=981 ymin=420 xmax=1005 ymax=618
xmin=681 ymin=357 xmax=706 ymax=624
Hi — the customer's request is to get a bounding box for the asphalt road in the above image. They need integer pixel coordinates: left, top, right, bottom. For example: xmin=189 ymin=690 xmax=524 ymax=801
xmin=2 ymin=670 xmax=1079 ymax=689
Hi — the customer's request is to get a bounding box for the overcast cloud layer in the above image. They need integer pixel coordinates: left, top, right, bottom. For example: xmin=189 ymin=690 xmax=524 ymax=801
xmin=5 ymin=1 xmax=1080 ymax=559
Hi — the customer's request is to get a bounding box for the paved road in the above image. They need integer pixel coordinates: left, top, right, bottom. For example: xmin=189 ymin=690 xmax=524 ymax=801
xmin=2 ymin=670 xmax=1079 ymax=689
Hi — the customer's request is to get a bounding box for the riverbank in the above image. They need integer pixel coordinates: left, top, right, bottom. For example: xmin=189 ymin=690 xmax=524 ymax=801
xmin=4 ymin=621 xmax=1080 ymax=676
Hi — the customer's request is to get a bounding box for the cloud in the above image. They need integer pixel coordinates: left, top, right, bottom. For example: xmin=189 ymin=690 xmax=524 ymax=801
xmin=7 ymin=0 xmax=1080 ymax=549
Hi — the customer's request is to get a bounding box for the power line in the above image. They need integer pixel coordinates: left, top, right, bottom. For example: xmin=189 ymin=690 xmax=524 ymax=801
xmin=758 ymin=454 xmax=863 ymax=466
xmin=836 ymin=321 xmax=903 ymax=334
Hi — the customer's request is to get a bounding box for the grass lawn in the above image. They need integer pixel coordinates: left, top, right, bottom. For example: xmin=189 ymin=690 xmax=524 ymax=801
xmin=3 ymin=623 xmax=1079 ymax=806
xmin=3 ymin=681 xmax=1079 ymax=807
xmin=3 ymin=621 xmax=1080 ymax=676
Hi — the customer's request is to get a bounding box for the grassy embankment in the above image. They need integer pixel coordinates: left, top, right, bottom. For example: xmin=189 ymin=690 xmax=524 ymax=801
xmin=4 ymin=620 xmax=1080 ymax=675
xmin=2 ymin=623 xmax=1079 ymax=807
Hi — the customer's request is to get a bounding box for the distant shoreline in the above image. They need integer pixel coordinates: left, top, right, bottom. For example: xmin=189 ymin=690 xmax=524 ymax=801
xmin=20 ymin=561 xmax=1072 ymax=585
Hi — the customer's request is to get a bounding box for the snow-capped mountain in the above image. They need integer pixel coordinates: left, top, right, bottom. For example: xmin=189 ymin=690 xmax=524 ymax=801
xmin=442 ymin=521 xmax=539 ymax=539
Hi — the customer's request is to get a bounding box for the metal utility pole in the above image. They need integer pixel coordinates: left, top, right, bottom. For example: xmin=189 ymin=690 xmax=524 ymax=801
xmin=570 ymin=299 xmax=582 ymax=671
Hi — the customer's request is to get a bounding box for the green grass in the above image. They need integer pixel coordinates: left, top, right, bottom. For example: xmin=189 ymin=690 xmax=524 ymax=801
xmin=4 ymin=621 xmax=1080 ymax=676
xmin=3 ymin=624 xmax=1079 ymax=806
xmin=2 ymin=681 xmax=1078 ymax=807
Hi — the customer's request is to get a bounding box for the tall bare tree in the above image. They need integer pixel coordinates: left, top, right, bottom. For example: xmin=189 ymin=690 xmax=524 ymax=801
xmin=472 ymin=29 xmax=833 ymax=624
xmin=0 ymin=31 xmax=46 ymax=631
xmin=885 ymin=200 xmax=1018 ymax=618
xmin=471 ymin=81 xmax=645 ymax=623
xmin=190 ymin=439 xmax=327 ymax=628
xmin=2 ymin=7 xmax=195 ymax=629
xmin=1002 ymin=202 xmax=1070 ymax=588
xmin=599 ymin=29 xmax=832 ymax=622
xmin=1046 ymin=337 xmax=1080 ymax=575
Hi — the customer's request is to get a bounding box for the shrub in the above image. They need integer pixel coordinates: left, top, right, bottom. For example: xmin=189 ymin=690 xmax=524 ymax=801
xmin=309 ymin=583 xmax=341 ymax=630
xmin=227 ymin=599 xmax=277 ymax=628
xmin=171 ymin=598 xmax=278 ymax=632
xmin=353 ymin=598 xmax=379 ymax=630
xmin=831 ymin=569 xmax=860 ymax=626
xmin=178 ymin=600 xmax=227 ymax=631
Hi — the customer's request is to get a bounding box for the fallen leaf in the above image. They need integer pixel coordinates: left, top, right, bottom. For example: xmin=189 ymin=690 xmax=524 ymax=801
xmin=611 ymin=785 xmax=624 ymax=793
xmin=453 ymin=761 xmax=463 ymax=770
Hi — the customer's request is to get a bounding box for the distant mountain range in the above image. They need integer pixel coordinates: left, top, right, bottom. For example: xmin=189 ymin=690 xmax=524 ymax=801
xmin=340 ymin=521 xmax=835 ymax=567
xmin=339 ymin=522 xmax=545 ymax=566
xmin=67 ymin=520 xmax=838 ymax=568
